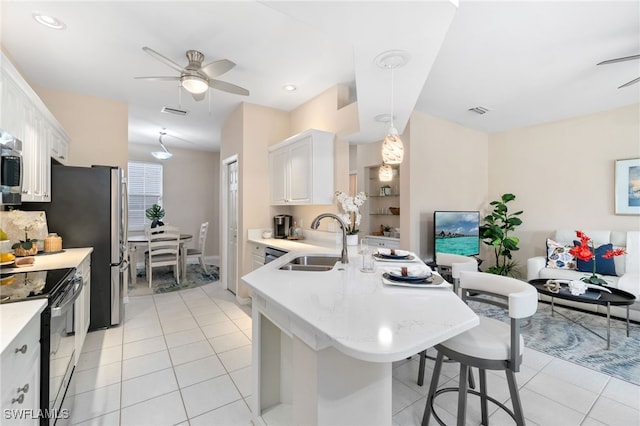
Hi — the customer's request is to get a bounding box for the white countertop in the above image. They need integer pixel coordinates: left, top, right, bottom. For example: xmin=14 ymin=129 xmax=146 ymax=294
xmin=242 ymin=249 xmax=479 ymax=363
xmin=0 ymin=299 xmax=47 ymax=354
xmin=2 ymin=247 xmax=93 ymax=273
xmin=248 ymin=228 xmax=344 ymax=253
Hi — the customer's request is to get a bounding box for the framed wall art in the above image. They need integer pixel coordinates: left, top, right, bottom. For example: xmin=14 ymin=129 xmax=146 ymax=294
xmin=615 ymin=158 xmax=640 ymax=215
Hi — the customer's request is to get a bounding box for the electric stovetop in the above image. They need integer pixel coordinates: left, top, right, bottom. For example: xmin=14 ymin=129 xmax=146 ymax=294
xmin=0 ymin=268 xmax=75 ymax=304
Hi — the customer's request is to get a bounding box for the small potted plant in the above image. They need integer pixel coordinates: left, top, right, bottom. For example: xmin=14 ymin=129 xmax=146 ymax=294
xmin=145 ymin=204 xmax=165 ymax=228
xmin=383 ymin=225 xmax=392 ymax=237
xmin=12 ymin=227 xmax=38 ymax=257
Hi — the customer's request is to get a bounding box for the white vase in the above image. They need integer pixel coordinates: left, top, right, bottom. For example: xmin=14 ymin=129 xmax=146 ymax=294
xmin=346 ymin=234 xmax=359 ymax=246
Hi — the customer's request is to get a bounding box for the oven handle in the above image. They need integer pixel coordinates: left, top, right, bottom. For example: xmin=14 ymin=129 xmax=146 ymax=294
xmin=51 ymin=277 xmax=82 ymax=318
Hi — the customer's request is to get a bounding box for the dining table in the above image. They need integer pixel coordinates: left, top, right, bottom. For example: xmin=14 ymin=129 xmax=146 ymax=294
xmin=127 ymin=233 xmax=193 ymax=285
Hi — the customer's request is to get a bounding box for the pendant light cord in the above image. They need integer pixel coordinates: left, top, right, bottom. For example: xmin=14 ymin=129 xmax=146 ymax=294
xmin=390 ymin=66 xmax=395 ymax=130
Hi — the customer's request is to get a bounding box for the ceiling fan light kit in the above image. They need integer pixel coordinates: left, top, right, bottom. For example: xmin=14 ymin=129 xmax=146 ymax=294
xmin=136 ymin=46 xmax=250 ymax=101
xmin=376 ymin=50 xmax=409 ymax=166
xmin=181 ymin=75 xmax=209 ymax=94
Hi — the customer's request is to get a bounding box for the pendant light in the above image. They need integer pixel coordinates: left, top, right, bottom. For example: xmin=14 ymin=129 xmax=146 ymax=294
xmin=152 ymin=130 xmax=173 ymax=160
xmin=376 ymin=50 xmax=409 ymax=165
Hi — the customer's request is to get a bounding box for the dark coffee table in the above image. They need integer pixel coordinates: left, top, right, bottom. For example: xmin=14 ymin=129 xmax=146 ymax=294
xmin=529 ymin=278 xmax=636 ymax=350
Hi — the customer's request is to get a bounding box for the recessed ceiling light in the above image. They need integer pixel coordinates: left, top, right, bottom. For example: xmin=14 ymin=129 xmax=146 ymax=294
xmin=33 ymin=13 xmax=66 ymax=30
xmin=282 ymin=84 xmax=297 ymax=92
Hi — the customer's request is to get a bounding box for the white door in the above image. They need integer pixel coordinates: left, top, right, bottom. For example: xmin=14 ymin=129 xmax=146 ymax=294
xmin=226 ymin=160 xmax=238 ymax=294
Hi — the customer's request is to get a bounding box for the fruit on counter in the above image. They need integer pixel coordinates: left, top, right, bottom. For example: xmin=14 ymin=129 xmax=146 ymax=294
xmin=0 ymin=276 xmax=15 ymax=286
xmin=1 ymin=252 xmax=16 ymax=262
xmin=0 ymin=228 xmax=8 ymax=240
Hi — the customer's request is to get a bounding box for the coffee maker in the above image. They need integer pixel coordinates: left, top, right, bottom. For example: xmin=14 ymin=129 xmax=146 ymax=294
xmin=274 ymin=215 xmax=292 ymax=239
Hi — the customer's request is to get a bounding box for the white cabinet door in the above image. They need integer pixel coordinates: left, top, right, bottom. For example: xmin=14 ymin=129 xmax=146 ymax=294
xmin=287 ymin=137 xmax=312 ymax=204
xmin=250 ymin=244 xmax=266 ymax=271
xmin=269 ymin=149 xmax=288 ymax=204
xmin=0 ymin=69 xmax=24 ymax=140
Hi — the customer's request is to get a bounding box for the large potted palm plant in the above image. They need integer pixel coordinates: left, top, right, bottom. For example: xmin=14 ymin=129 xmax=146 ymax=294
xmin=479 ymin=193 xmax=523 ymax=277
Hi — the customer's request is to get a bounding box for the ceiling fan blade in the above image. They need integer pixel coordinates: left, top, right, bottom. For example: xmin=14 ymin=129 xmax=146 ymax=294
xmin=209 ymin=79 xmax=250 ymax=96
xmin=142 ymin=46 xmax=184 ymax=73
xmin=618 ymin=76 xmax=640 ymax=89
xmin=191 ymin=91 xmax=206 ymax=102
xmin=200 ymin=59 xmax=236 ymax=78
xmin=597 ymin=54 xmax=640 ymax=66
xmin=134 ymin=76 xmax=180 ymax=81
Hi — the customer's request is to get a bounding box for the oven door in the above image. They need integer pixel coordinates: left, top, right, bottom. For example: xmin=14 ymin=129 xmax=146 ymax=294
xmin=48 ymin=276 xmax=81 ymax=425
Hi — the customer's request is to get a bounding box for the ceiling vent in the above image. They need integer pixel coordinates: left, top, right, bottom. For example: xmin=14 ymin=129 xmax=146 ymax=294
xmin=468 ymin=106 xmax=489 ymax=115
xmin=161 ymin=106 xmax=188 ymax=116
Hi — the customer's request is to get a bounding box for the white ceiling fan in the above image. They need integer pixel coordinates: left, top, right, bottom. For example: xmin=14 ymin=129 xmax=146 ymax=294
xmin=135 ymin=47 xmax=250 ymax=101
xmin=597 ymin=54 xmax=640 ymax=89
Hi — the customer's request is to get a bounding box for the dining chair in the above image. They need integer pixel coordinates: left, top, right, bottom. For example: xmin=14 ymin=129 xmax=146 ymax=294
xmin=186 ymin=222 xmax=209 ymax=274
xmin=422 ymin=271 xmax=538 ymax=426
xmin=146 ymin=225 xmax=181 ymax=288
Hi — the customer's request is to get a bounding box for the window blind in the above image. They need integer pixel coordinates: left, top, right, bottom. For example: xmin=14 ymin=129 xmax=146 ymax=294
xmin=128 ymin=161 xmax=163 ymax=231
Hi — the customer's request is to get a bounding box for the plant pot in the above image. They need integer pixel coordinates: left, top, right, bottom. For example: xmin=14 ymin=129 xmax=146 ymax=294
xmin=14 ymin=245 xmax=38 ymax=257
xmin=347 ymin=234 xmax=358 ymax=246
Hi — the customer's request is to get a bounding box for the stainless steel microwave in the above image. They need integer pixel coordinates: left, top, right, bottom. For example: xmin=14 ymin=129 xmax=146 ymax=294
xmin=0 ymin=129 xmax=23 ymax=205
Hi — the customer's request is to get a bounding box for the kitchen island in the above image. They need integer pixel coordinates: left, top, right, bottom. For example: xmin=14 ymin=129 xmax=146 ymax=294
xmin=242 ymin=249 xmax=479 ymax=425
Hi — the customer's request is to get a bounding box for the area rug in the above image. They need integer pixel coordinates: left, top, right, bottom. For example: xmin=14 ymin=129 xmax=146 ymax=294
xmin=128 ymin=264 xmax=219 ymax=296
xmin=470 ymin=301 xmax=640 ymax=385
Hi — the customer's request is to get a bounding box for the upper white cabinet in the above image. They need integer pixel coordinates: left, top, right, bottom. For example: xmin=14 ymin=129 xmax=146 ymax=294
xmin=269 ymin=129 xmax=334 ymax=205
xmin=1 ymin=53 xmax=70 ymax=202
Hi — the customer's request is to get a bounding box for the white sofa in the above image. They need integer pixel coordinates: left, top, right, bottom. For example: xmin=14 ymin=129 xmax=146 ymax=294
xmin=527 ymin=230 xmax=640 ymax=321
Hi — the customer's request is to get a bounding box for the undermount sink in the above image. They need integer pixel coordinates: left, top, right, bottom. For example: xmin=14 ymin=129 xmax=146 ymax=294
xmin=279 ymin=255 xmax=341 ymax=272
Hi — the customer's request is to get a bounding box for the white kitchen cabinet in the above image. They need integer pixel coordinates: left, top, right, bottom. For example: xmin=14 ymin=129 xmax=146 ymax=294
xmin=50 ymin=129 xmax=69 ymax=165
xmin=0 ymin=52 xmax=70 ymax=202
xmin=74 ymin=254 xmax=91 ymax=363
xmin=1 ymin=311 xmax=40 ymax=426
xmin=269 ymin=129 xmax=334 ymax=205
xmin=250 ymin=243 xmax=265 ymax=271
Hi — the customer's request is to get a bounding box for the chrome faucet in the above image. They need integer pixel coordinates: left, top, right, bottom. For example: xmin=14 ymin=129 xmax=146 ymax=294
xmin=310 ymin=213 xmax=349 ymax=264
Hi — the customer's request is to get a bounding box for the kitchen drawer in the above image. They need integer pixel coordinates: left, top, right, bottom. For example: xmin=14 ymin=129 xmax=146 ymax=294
xmin=365 ymin=236 xmax=400 ymax=249
xmin=1 ymin=312 xmax=40 ymax=373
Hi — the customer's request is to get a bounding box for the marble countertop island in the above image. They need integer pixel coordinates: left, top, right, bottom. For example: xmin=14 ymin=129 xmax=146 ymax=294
xmin=242 ymin=247 xmax=478 ymax=425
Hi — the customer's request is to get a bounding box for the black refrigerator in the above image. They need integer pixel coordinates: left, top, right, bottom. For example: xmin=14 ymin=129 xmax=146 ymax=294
xmin=27 ymin=165 xmax=128 ymax=330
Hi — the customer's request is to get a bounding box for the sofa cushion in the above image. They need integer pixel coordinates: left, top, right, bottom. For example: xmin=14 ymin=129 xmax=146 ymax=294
xmin=546 ymin=239 xmax=577 ymax=270
xmin=573 ymin=242 xmax=617 ymax=276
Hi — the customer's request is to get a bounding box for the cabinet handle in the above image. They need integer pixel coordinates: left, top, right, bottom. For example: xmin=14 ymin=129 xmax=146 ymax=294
xmin=17 ymin=384 xmax=29 ymax=394
xmin=14 ymin=344 xmax=27 ymax=354
xmin=12 ymin=394 xmax=24 ymax=404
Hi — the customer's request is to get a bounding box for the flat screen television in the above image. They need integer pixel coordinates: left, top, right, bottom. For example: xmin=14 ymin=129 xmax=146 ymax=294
xmin=433 ymin=211 xmax=480 ymax=256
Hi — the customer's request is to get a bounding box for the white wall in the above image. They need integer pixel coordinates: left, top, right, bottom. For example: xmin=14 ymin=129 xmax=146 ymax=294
xmin=489 ymin=104 xmax=640 ymax=275
xmin=34 ymin=86 xmax=128 ymax=170
xmin=406 ymin=112 xmax=489 ymax=261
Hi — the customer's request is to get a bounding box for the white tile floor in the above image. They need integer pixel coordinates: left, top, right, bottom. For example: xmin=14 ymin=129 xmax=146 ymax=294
xmin=68 ymin=282 xmax=640 ymax=426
